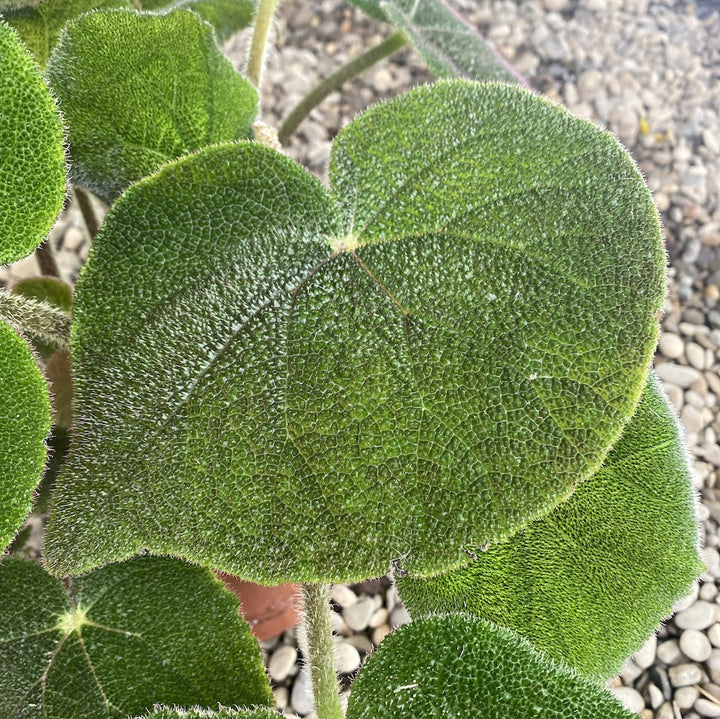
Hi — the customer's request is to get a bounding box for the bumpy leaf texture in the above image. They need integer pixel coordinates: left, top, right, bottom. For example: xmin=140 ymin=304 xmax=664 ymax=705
xmin=0 ymin=322 xmax=51 ymax=552
xmin=46 ymin=8 xmax=258 ymax=203
xmin=347 ymin=0 xmax=519 ymax=82
xmin=346 ymin=615 xmax=636 ymax=718
xmin=46 ymin=82 xmax=664 ymax=584
xmin=0 ymin=557 xmax=273 ymax=718
xmin=135 ymin=709 xmax=279 ymax=718
xmin=397 ymin=372 xmax=703 ymax=680
xmin=0 ymin=20 xmax=65 ymax=265
xmin=0 ymin=1 xmax=134 ymax=66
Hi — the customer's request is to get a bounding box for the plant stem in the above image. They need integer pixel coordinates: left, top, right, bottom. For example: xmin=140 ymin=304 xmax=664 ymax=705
xmin=74 ymin=187 xmax=101 ymax=241
xmin=246 ymin=0 xmax=281 ymax=88
xmin=35 ymin=240 xmax=60 ymax=278
xmin=278 ymin=30 xmax=407 ymax=146
xmin=0 ymin=289 xmax=71 ymax=352
xmin=301 ymin=583 xmax=344 ymax=719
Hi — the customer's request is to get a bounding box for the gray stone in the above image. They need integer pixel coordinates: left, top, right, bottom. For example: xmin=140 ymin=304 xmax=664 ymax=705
xmin=688 ymin=341 xmax=708 ymax=370
xmin=676 ymin=601 xmax=719 ymax=630
xmin=676 ymin=685 xmax=700 ymax=710
xmin=680 ymin=628 xmax=712 ymax=662
xmin=611 ymin=686 xmax=645 ymax=713
xmin=696 ymin=698 xmax=720 ymax=717
xmin=331 ymin=585 xmax=357 ymax=609
xmin=335 ymin=641 xmax=361 ymax=674
xmin=659 ymin=332 xmax=685 ymax=360
xmin=657 ymin=639 xmax=684 ymax=665
xmin=656 ymin=703 xmax=675 ymax=719
xmin=648 ymin=683 xmax=665 ymax=709
xmin=269 ymin=644 xmax=298 ymax=682
xmin=669 ymin=662 xmax=703 ymax=687
xmin=656 ymin=363 xmax=701 ymax=388
xmin=291 ymin=667 xmax=315 ymax=716
xmin=634 ymin=634 xmax=657 ymax=668
xmin=390 ymin=605 xmax=411 ymax=629
xmin=708 ymin=623 xmax=720 ymax=648
xmin=343 ymin=597 xmax=375 ymax=632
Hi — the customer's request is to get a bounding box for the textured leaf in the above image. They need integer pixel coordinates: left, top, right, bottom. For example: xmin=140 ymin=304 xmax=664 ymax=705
xmin=47 ymin=8 xmax=258 ymax=203
xmin=46 ymin=82 xmax=664 ymax=583
xmin=397 ymin=372 xmax=703 ymax=680
xmin=33 ymin=426 xmax=70 ymax=514
xmin=0 ymin=322 xmax=51 ymax=552
xmin=138 ymin=0 xmax=256 ymax=42
xmin=136 ymin=708 xmax=279 ymax=718
xmin=0 ymin=557 xmax=273 ymax=718
xmin=346 ymin=615 xmax=635 ymax=718
xmin=0 ymin=20 xmax=66 ymax=265
xmin=13 ymin=277 xmax=73 ymax=359
xmin=346 ymin=0 xmax=387 ymax=21
xmin=1 ymin=0 xmax=133 ymax=66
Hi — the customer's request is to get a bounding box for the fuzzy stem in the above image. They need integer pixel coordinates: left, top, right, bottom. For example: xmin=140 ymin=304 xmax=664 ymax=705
xmin=0 ymin=289 xmax=71 ymax=352
xmin=35 ymin=240 xmax=60 ymax=278
xmin=278 ymin=30 xmax=407 ymax=146
xmin=301 ymin=583 xmax=344 ymax=719
xmin=246 ymin=0 xmax=281 ymax=88
xmin=74 ymin=187 xmax=101 ymax=241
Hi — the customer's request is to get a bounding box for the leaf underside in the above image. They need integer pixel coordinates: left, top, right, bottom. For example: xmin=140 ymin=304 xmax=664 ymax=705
xmin=46 ymin=82 xmax=664 ymax=584
xmin=0 ymin=20 xmax=65 ymax=265
xmin=345 ymin=615 xmax=636 ymax=718
xmin=397 ymin=372 xmax=703 ymax=680
xmin=46 ymin=8 xmax=258 ymax=203
xmin=0 ymin=557 xmax=273 ymax=718
xmin=0 ymin=322 xmax=51 ymax=552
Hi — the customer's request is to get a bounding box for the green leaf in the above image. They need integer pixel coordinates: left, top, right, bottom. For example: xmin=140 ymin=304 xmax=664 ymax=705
xmin=47 ymin=8 xmax=258 ymax=203
xmin=347 ymin=0 xmax=519 ymax=82
xmin=1 ymin=0 xmax=134 ymax=67
xmin=46 ymin=82 xmax=664 ymax=584
xmin=134 ymin=708 xmax=279 ymax=718
xmin=138 ymin=0 xmax=256 ymax=42
xmin=0 ymin=20 xmax=66 ymax=265
xmin=13 ymin=277 xmax=73 ymax=358
xmin=0 ymin=321 xmax=51 ymax=552
xmin=397 ymin=372 xmax=703 ymax=680
xmin=0 ymin=557 xmax=273 ymax=718
xmin=346 ymin=615 xmax=636 ymax=718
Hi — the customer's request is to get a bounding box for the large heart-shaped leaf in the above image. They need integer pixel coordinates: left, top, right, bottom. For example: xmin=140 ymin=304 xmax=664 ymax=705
xmin=346 ymin=615 xmax=635 ymax=718
xmin=348 ymin=0 xmax=519 ymax=82
xmin=46 ymin=82 xmax=664 ymax=584
xmin=0 ymin=557 xmax=273 ymax=718
xmin=0 ymin=322 xmax=51 ymax=552
xmin=47 ymin=8 xmax=258 ymax=203
xmin=138 ymin=0 xmax=256 ymax=42
xmin=397 ymin=372 xmax=703 ymax=680
xmin=0 ymin=0 xmax=134 ymax=66
xmin=0 ymin=20 xmax=66 ymax=265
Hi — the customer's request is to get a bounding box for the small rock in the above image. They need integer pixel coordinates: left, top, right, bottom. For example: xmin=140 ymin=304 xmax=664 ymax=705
xmin=269 ymin=644 xmax=298 ymax=682
xmin=544 ymin=0 xmax=569 ymax=9
xmin=657 ymin=639 xmax=684 ymax=665
xmin=291 ymin=667 xmax=315 ymax=716
xmin=669 ymin=662 xmax=703 ymax=687
xmin=687 ymin=341 xmax=708 ymax=370
xmin=659 ymin=333 xmax=685 ymax=360
xmin=369 ymin=607 xmax=389 ymax=629
xmin=648 ymin=683 xmax=665 ymax=709
xmin=343 ymin=597 xmax=375 ymax=632
xmin=345 ymin=634 xmax=374 ymax=654
xmin=656 ymin=702 xmax=675 ymax=719
xmin=696 ymin=697 xmax=720 ymax=717
xmin=656 ymin=363 xmax=701 ymax=388
xmin=708 ymin=623 xmax=720 ymax=648
xmin=273 ymin=686 xmax=289 ymax=710
xmin=62 ymin=225 xmax=85 ymax=251
xmin=611 ymin=686 xmax=645 ymax=713
xmin=634 ymin=634 xmax=657 ymax=668
xmin=676 ymin=685 xmax=700 ymax=709
xmin=621 ymin=658 xmax=644 ymax=684
xmin=335 ymin=641 xmax=361 ymax=674
xmin=676 ymin=601 xmax=719 ymax=630
xmin=390 ymin=605 xmax=411 ymax=629
xmin=331 ymin=585 xmax=357 ymax=609
xmin=372 ymin=623 xmax=392 ymax=646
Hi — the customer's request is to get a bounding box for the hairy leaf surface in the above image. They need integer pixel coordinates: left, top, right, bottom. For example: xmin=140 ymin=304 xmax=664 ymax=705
xmin=47 ymin=8 xmax=258 ymax=203
xmin=135 ymin=708 xmax=279 ymax=718
xmin=46 ymin=82 xmax=664 ymax=583
xmin=345 ymin=615 xmax=635 ymax=718
xmin=1 ymin=0 xmax=134 ymax=66
xmin=348 ymin=0 xmax=518 ymax=82
xmin=0 ymin=322 xmax=51 ymax=552
xmin=0 ymin=557 xmax=273 ymax=718
xmin=0 ymin=20 xmax=65 ymax=265
xmin=397 ymin=372 xmax=703 ymax=680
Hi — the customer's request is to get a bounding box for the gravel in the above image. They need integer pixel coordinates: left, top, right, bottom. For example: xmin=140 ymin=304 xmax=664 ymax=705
xmin=3 ymin=1 xmax=719 ymax=717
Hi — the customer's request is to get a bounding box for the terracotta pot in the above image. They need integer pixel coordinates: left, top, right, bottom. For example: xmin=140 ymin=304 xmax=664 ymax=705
xmin=217 ymin=573 xmax=301 ymax=641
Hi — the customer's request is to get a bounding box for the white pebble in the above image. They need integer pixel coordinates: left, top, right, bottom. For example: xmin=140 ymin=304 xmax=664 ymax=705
xmin=696 ymin=697 xmax=720 ymax=717
xmin=390 ymin=605 xmax=411 ymax=629
xmin=687 ymin=341 xmax=708 ymax=370
xmin=634 ymin=634 xmax=657 ymax=668
xmin=345 ymin=634 xmax=374 ymax=654
xmin=656 ymin=702 xmax=675 ymax=719
xmin=708 ymin=624 xmax=720 ymax=648
xmin=656 ymin=363 xmax=701 ymax=388
xmin=657 ymin=639 xmax=684 ymax=665
xmin=676 ymin=601 xmax=719 ymax=630
xmin=269 ymin=645 xmax=298 ymax=682
xmin=290 ymin=667 xmax=315 ymax=716
xmin=681 ymin=629 xmax=713 ymax=662
xmin=669 ymin=662 xmax=703 ymax=687
xmin=372 ymin=623 xmax=392 ymax=646
xmin=611 ymin=686 xmax=645 ymax=714
xmin=343 ymin=597 xmax=375 ymax=632
xmin=273 ymin=686 xmax=288 ymax=710
xmin=331 ymin=585 xmax=357 ymax=608
xmin=676 ymin=685 xmax=700 ymax=709
xmin=659 ymin=332 xmax=685 ymax=359
xmin=369 ymin=607 xmax=389 ymax=629
xmin=335 ymin=641 xmax=361 ymax=674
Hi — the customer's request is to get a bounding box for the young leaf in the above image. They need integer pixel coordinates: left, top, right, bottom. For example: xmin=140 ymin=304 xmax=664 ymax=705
xmin=0 ymin=321 xmax=51 ymax=552
xmin=46 ymin=82 xmax=664 ymax=584
xmin=138 ymin=0 xmax=256 ymax=42
xmin=347 ymin=0 xmax=519 ymax=83
xmin=345 ymin=615 xmax=636 ymax=718
xmin=0 ymin=20 xmax=66 ymax=266
xmin=397 ymin=372 xmax=703 ymax=680
xmin=0 ymin=557 xmax=273 ymax=718
xmin=0 ymin=0 xmax=134 ymax=66
xmin=47 ymin=8 xmax=258 ymax=203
